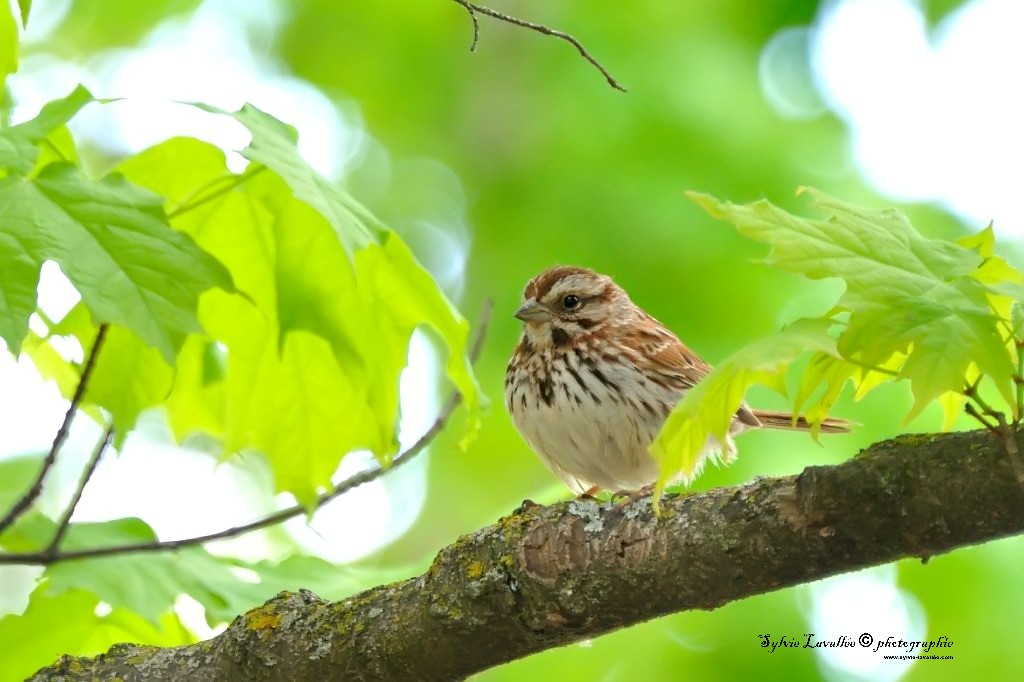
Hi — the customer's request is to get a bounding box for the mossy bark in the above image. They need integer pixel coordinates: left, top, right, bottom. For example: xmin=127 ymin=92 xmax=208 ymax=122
xmin=31 ymin=429 xmax=1024 ymax=681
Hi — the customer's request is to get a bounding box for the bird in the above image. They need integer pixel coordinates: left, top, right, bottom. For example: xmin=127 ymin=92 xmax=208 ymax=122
xmin=504 ymin=265 xmax=848 ymax=495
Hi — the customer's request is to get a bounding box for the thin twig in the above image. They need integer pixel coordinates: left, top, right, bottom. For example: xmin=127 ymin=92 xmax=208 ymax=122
xmin=964 ymin=376 xmax=1024 ymax=482
xmin=458 ymin=0 xmax=481 ymax=51
xmin=451 ymin=0 xmax=627 ymax=92
xmin=44 ymin=425 xmax=115 ymax=554
xmin=0 ymin=302 xmax=492 ymax=566
xmin=1015 ymin=338 xmax=1024 ymax=422
xmin=984 ymin=403 xmax=1023 ymax=483
xmin=990 ymin=411 xmax=1021 ymax=458
xmin=0 ymin=396 xmax=462 ymax=564
xmin=0 ymin=325 xmax=110 ymax=535
xmin=964 ymin=380 xmax=1007 ymax=426
xmin=965 ymin=401 xmax=999 ymax=433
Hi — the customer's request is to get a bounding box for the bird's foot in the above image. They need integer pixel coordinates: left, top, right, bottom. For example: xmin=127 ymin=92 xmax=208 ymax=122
xmin=610 ymin=484 xmax=655 ymax=506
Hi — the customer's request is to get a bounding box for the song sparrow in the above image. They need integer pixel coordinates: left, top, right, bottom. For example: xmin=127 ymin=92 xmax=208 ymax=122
xmin=505 ymin=265 xmax=848 ymax=495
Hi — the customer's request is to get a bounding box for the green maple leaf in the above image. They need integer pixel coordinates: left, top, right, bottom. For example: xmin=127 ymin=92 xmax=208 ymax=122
xmin=0 ymin=162 xmax=233 ymax=361
xmin=0 ymin=84 xmax=92 ymax=175
xmin=1 ymin=87 xmax=234 ymax=362
xmin=1 ymin=7 xmax=16 ymax=111
xmin=115 ymin=121 xmax=482 ymax=504
xmin=191 ymin=102 xmax=385 ymax=253
xmin=652 ymin=189 xmax=1024 ymax=497
xmin=689 ymin=188 xmax=1017 ymax=421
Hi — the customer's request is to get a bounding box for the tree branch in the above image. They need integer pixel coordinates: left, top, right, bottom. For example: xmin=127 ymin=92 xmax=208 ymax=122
xmin=0 ymin=324 xmax=109 ymax=535
xmin=451 ymin=0 xmax=627 ymax=92
xmin=0 ymin=302 xmax=491 ymax=566
xmin=32 ymin=428 xmax=1024 ymax=681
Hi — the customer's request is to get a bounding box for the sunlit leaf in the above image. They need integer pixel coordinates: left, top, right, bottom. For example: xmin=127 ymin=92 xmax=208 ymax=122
xmin=206 ymin=105 xmax=481 ymax=434
xmin=355 ymin=232 xmax=481 ymax=457
xmin=17 ymin=0 xmax=31 ymax=27
xmin=792 ymin=351 xmax=856 ymax=437
xmin=177 ymin=178 xmax=383 ymax=503
xmin=0 ymin=510 xmax=55 ymax=552
xmin=37 ymin=302 xmax=173 ymax=439
xmin=117 ymin=128 xmax=482 ymax=504
xmin=163 ymin=335 xmax=226 ymax=442
xmin=851 ymin=351 xmax=905 ymax=401
xmin=690 ymin=189 xmax=1018 ymax=422
xmin=192 ymin=102 xmax=384 ymax=252
xmin=20 ymin=329 xmax=105 ymax=425
xmin=0 ymin=589 xmax=103 ymax=682
xmin=0 ymin=454 xmax=43 ymax=513
xmin=657 ymin=189 xmax=1024 ymax=496
xmin=938 ymin=390 xmax=967 ymax=431
xmin=0 ymin=583 xmax=192 ymax=682
xmin=0 ymin=85 xmax=92 ymax=176
xmin=38 ymin=518 xmax=374 ymax=627
xmin=0 ymin=160 xmax=233 ymax=361
xmin=86 ymin=326 xmax=175 ymax=439
xmin=1 ymin=4 xmax=16 ymax=99
xmin=42 ymin=518 xmax=237 ymax=624
xmin=650 ymin=317 xmax=838 ymax=501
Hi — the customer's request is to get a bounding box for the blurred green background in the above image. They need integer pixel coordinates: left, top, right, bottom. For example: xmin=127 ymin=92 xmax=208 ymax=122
xmin=4 ymin=0 xmax=1023 ymax=679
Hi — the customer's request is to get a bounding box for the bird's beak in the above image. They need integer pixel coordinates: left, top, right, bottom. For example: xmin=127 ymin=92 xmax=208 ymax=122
xmin=514 ymin=300 xmax=551 ymax=322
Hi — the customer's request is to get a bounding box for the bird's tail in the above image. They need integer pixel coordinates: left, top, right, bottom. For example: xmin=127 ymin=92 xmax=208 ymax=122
xmin=751 ymin=409 xmax=851 ymax=434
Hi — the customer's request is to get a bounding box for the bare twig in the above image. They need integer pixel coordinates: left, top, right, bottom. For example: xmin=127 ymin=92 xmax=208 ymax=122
xmin=1015 ymin=338 xmax=1024 ymax=422
xmin=964 ymin=379 xmax=1023 ymax=482
xmin=964 ymin=378 xmax=1004 ymax=423
xmin=451 ymin=0 xmax=627 ymax=92
xmin=44 ymin=425 xmax=115 ymax=554
xmin=965 ymin=401 xmax=998 ymax=433
xmin=0 ymin=324 xmax=110 ymax=535
xmin=0 ymin=302 xmax=492 ymax=566
xmin=991 ymin=412 xmax=1021 ymax=458
xmin=457 ymin=0 xmax=481 ymax=51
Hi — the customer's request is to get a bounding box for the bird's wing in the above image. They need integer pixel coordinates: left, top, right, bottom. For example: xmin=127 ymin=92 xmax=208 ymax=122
xmin=625 ymin=315 xmax=762 ymax=428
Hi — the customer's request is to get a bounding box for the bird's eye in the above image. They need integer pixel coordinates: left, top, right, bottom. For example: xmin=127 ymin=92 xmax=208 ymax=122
xmin=562 ymin=295 xmax=580 ymax=310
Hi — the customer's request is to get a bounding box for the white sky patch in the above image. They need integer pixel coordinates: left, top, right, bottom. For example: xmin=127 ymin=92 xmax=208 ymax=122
xmin=174 ymin=594 xmax=228 ymax=640
xmin=35 ymin=262 xmax=81 ymax=324
xmin=803 ymin=566 xmax=925 ymax=682
xmin=809 ymin=0 xmax=1024 ymax=234
xmin=12 ymin=0 xmax=363 ymax=177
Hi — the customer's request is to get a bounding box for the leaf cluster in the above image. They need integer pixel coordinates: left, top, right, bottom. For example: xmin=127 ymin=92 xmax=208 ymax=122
xmin=652 ymin=188 xmax=1024 ymax=500
xmin=0 ymin=85 xmax=484 ymax=675
xmin=1 ymin=86 xmax=482 ymax=504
